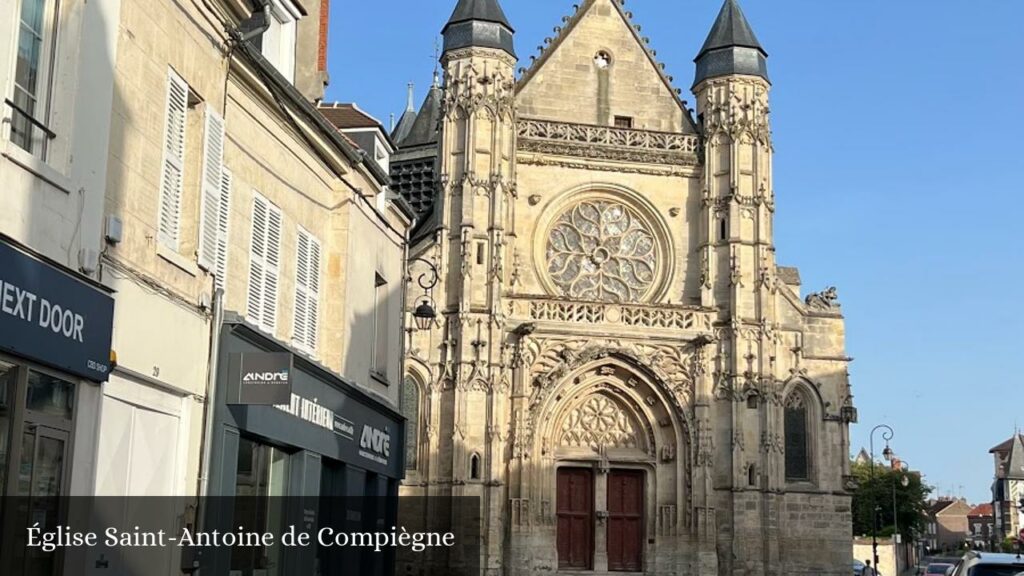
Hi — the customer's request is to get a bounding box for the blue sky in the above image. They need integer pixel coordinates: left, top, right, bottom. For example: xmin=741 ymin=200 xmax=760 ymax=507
xmin=326 ymin=1 xmax=1024 ymax=504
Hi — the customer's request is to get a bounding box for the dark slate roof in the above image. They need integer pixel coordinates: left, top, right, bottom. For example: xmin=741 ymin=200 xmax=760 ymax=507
xmin=391 ymin=84 xmax=418 ymax=144
xmin=402 ymin=85 xmax=443 ymax=148
xmin=392 ymin=109 xmax=417 ymax=144
xmin=442 ymin=0 xmax=515 ymax=57
xmin=444 ymin=0 xmax=513 ymax=30
xmin=989 ymin=434 xmax=1024 ymax=454
xmin=694 ymin=0 xmax=769 ymax=87
xmin=697 ymin=0 xmax=765 ymax=59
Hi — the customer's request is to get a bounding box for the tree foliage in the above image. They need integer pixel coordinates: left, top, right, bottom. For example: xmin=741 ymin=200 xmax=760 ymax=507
xmin=851 ymin=460 xmax=932 ymax=540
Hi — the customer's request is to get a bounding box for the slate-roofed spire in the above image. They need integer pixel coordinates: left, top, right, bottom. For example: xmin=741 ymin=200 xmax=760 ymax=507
xmin=391 ymin=82 xmax=418 ymax=144
xmin=442 ymin=0 xmax=515 ymax=58
xmin=694 ymin=0 xmax=768 ymax=87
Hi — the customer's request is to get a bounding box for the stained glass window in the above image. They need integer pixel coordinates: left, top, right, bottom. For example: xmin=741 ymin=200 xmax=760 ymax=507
xmin=545 ymin=200 xmax=658 ymax=303
xmin=784 ymin=392 xmax=810 ymax=481
xmin=402 ymin=377 xmax=420 ymax=470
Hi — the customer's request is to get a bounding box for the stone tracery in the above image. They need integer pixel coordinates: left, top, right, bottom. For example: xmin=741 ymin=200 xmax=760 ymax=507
xmin=545 ymin=200 xmax=658 ymax=302
xmin=558 ymin=394 xmax=641 ymax=450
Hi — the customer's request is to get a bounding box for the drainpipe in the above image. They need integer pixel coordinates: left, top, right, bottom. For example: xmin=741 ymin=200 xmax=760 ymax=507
xmin=236 ymin=0 xmax=272 ymax=44
xmin=197 ymin=287 xmax=224 ymax=502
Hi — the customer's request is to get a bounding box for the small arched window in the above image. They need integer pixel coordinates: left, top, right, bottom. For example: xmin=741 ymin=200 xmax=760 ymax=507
xmin=784 ymin=391 xmax=810 ymax=481
xmin=402 ymin=376 xmax=420 ymax=470
xmin=469 ymin=453 xmax=481 ymax=480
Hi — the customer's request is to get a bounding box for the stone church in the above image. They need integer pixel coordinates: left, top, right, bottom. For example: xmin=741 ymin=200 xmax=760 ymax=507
xmin=394 ymin=1 xmax=858 ymax=575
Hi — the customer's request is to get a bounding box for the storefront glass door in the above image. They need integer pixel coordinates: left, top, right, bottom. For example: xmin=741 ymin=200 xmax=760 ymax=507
xmin=0 ymin=365 xmax=76 ymax=576
xmin=7 ymin=425 xmax=70 ymax=576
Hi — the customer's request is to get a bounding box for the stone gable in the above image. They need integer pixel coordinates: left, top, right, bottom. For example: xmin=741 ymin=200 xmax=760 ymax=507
xmin=516 ymin=0 xmax=688 ymax=132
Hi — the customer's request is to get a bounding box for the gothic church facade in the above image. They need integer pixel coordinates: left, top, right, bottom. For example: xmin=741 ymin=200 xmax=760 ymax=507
xmin=395 ymin=1 xmax=857 ymax=575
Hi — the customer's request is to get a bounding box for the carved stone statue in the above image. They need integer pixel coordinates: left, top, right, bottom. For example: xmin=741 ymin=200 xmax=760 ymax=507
xmin=805 ymin=286 xmax=840 ymax=310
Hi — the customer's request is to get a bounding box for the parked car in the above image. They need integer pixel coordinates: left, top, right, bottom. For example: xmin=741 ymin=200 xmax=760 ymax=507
xmin=926 ymin=563 xmax=955 ymax=575
xmin=946 ymin=551 xmax=1024 ymax=576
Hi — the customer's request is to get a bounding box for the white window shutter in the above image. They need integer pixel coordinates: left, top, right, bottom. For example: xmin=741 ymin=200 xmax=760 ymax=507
xmin=262 ymin=203 xmax=282 ymax=333
xmin=214 ymin=168 xmax=232 ymax=295
xmin=158 ymin=69 xmax=188 ymax=250
xmin=306 ymin=235 xmax=321 ymax=352
xmin=198 ymin=108 xmax=225 ymax=270
xmin=293 ymin=230 xmax=321 ymax=353
xmin=293 ymin=230 xmax=310 ymax=350
xmin=247 ymin=194 xmax=268 ymax=328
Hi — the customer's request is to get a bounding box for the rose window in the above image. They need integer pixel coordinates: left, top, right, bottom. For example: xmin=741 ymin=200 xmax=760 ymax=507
xmin=545 ymin=200 xmax=658 ymax=302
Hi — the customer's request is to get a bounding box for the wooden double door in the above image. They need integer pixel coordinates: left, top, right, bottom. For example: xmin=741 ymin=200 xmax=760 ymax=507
xmin=556 ymin=468 xmax=644 ymax=572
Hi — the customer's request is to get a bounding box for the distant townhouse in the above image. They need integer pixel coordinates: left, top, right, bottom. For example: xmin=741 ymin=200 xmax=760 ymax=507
xmin=967 ymin=503 xmax=996 ymax=549
xmin=990 ymin=433 xmax=1024 ymax=540
xmin=926 ymin=498 xmax=972 ymax=551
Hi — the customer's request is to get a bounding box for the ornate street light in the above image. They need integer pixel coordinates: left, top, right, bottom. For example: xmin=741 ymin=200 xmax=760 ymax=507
xmin=410 ymin=257 xmax=440 ymax=331
xmin=870 ymin=424 xmax=895 ymax=571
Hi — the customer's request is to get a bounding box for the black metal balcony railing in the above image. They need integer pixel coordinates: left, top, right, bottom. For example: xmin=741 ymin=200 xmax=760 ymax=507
xmin=5 ymin=97 xmax=56 ymax=157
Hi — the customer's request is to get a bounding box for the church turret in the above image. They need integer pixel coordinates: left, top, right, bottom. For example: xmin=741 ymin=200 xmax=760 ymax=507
xmin=693 ymin=1 xmax=780 ymax=573
xmin=427 ymin=1 xmax=517 ymax=574
xmin=693 ymin=0 xmax=768 ymax=87
xmin=442 ymin=0 xmax=515 ymax=58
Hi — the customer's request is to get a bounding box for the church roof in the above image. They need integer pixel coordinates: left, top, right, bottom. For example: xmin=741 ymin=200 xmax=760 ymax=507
xmin=694 ymin=0 xmax=769 ymax=87
xmin=696 ymin=0 xmax=766 ymax=60
xmin=442 ymin=0 xmax=515 ymax=57
xmin=391 ymin=83 xmax=418 ymax=144
xmin=444 ymin=0 xmax=513 ymax=31
xmin=401 ymin=84 xmax=443 ymax=148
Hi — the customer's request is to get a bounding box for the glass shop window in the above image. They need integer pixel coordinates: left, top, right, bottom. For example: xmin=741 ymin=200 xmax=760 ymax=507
xmin=232 ymin=437 xmax=290 ymax=576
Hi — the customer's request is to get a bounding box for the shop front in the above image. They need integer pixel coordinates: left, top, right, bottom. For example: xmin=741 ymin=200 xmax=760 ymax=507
xmin=203 ymin=314 xmax=405 ymax=576
xmin=0 ymin=236 xmax=115 ymax=575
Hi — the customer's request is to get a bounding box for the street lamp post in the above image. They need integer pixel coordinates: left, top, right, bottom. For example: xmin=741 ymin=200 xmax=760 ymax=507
xmin=870 ymin=424 xmax=895 ymax=571
xmin=410 ymin=257 xmax=440 ymax=331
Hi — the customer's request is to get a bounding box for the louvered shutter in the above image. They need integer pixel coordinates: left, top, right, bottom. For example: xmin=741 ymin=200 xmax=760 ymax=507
xmin=198 ymin=108 xmax=225 ymax=270
xmin=214 ymin=168 xmax=232 ymax=294
xmin=293 ymin=229 xmax=321 ymax=353
xmin=293 ymin=230 xmax=310 ymax=349
xmin=247 ymin=194 xmax=269 ymax=327
xmin=306 ymin=235 xmax=321 ymax=351
xmin=158 ymin=69 xmax=188 ymax=250
xmin=262 ymin=203 xmax=282 ymax=332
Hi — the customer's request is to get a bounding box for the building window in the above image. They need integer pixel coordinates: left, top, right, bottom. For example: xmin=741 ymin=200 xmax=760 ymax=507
xmin=247 ymin=193 xmax=282 ymax=334
xmin=371 ymin=273 xmax=389 ymax=381
xmin=613 ymin=116 xmax=633 ymax=129
xmin=784 ymin=390 xmax=810 ymax=482
xmin=233 ymin=437 xmax=289 ymax=576
xmin=402 ymin=377 xmax=420 ymax=470
xmin=260 ymin=0 xmax=299 ymax=83
xmin=293 ymin=228 xmax=322 ymax=354
xmin=9 ymin=0 xmax=59 ymax=157
xmin=469 ymin=453 xmax=481 ymax=480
